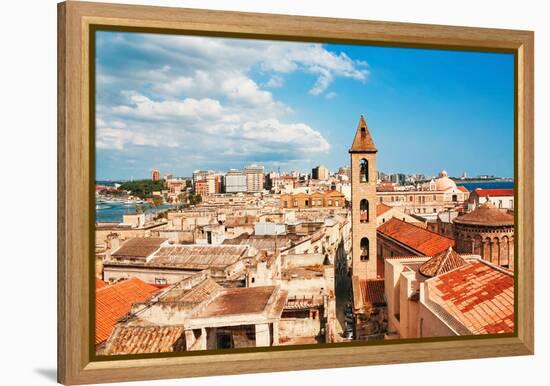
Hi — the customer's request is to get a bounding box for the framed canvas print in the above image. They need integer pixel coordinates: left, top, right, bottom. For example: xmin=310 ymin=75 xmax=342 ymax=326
xmin=57 ymin=1 xmax=534 ymax=384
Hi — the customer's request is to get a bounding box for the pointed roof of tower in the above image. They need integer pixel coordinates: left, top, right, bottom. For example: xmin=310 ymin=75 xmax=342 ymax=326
xmin=349 ymin=115 xmax=377 ymax=153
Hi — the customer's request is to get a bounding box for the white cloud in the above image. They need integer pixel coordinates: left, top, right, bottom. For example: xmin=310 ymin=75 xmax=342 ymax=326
xmin=265 ymin=75 xmax=284 ymax=88
xmin=240 ymin=119 xmax=330 ymax=153
xmin=95 ymin=32 xmax=368 ymax=168
xmin=308 ymin=67 xmax=333 ymax=96
xmin=258 ymin=43 xmax=368 ymax=94
xmin=112 ymin=92 xmax=223 ymax=120
xmin=152 ymin=76 xmax=193 ymax=95
xmin=108 ymin=33 xmax=368 ymax=98
xmin=96 ymin=127 xmax=147 ymax=150
xmin=98 ymin=96 xmax=329 ymax=157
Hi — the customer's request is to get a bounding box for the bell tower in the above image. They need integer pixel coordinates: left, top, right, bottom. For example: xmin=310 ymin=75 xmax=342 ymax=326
xmin=349 ymin=115 xmax=378 ymax=279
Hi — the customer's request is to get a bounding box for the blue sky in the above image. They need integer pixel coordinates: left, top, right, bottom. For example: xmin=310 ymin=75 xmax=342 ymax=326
xmin=95 ymin=31 xmax=514 ymax=180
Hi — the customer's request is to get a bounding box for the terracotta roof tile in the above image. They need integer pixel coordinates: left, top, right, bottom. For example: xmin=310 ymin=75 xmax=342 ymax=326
xmin=457 ymin=186 xmax=469 ymax=193
xmin=376 ymin=203 xmax=393 ymax=216
xmin=96 ymin=278 xmax=159 ymax=344
xmin=359 ymin=279 xmax=386 ymax=306
xmin=104 ymin=325 xmax=186 ymax=355
xmin=426 ymin=260 xmax=514 ymax=335
xmin=378 ymin=218 xmax=454 ymax=256
xmin=419 ymin=247 xmax=467 ymax=278
xmin=96 ymin=278 xmax=107 ymax=289
xmin=160 ymin=277 xmax=221 ymax=304
xmin=474 ymin=188 xmax=514 ymax=197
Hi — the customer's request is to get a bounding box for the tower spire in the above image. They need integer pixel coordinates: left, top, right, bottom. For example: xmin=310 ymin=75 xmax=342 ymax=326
xmin=349 ymin=114 xmax=378 ymax=280
xmin=349 ymin=115 xmax=377 ymax=153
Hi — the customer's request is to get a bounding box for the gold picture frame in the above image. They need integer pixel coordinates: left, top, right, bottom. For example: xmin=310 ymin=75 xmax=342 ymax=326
xmin=58 ymin=1 xmax=534 ymax=384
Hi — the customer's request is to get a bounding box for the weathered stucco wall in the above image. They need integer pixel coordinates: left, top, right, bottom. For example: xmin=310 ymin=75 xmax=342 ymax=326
xmin=279 ymin=317 xmax=321 ymax=340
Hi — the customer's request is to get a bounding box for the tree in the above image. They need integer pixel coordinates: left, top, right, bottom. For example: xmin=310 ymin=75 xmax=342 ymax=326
xmin=177 ymin=192 xmax=188 ymax=204
xmin=152 ymin=195 xmax=164 ymax=207
xmin=188 ymin=194 xmax=202 ymax=206
xmin=118 ymin=179 xmax=167 ymax=199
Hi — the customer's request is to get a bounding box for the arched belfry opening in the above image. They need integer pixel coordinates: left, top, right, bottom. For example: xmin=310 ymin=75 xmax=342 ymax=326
xmin=360 ymin=199 xmax=369 ymax=223
xmin=360 ymin=159 xmax=368 ymax=182
xmin=360 ymin=238 xmax=369 ymax=261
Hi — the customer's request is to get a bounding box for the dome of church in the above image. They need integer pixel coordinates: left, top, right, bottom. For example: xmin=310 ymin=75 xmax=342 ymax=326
xmin=435 ymin=170 xmax=457 ymax=191
xmin=454 ymin=202 xmax=514 ymax=227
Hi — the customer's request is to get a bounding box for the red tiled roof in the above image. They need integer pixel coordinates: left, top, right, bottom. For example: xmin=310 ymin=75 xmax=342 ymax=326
xmin=96 ymin=278 xmax=107 ymax=289
xmin=359 ymin=279 xmax=386 ymax=306
xmin=457 ymin=186 xmax=469 ymax=193
xmin=105 ymin=325 xmax=186 ymax=355
xmin=376 ymin=203 xmax=393 ymax=216
xmin=378 ymin=218 xmax=455 ymax=256
xmin=419 ymin=247 xmax=467 ymax=278
xmin=96 ymin=278 xmax=159 ymax=345
xmin=474 ymin=188 xmax=513 ymax=197
xmin=349 ymin=115 xmax=377 ymax=152
xmin=426 ymin=260 xmax=514 ymax=335
xmin=385 ymin=255 xmax=430 ymax=260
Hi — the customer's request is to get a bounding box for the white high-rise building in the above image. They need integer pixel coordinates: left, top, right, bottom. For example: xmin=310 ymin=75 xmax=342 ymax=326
xmin=225 ymin=169 xmax=247 ymax=193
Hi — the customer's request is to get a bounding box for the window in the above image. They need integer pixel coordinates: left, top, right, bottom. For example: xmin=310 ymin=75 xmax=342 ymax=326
xmin=305 ymin=199 xmax=309 ymax=206
xmin=360 ymin=159 xmax=369 ymax=182
xmin=360 ymin=199 xmax=369 ymax=223
xmin=335 ymin=200 xmax=340 ymax=206
xmin=360 ymin=237 xmax=369 ymax=261
xmin=499 ymin=200 xmax=503 ymax=208
xmin=452 ymin=194 xmax=458 ymax=202
xmin=155 ymin=278 xmax=167 ymax=285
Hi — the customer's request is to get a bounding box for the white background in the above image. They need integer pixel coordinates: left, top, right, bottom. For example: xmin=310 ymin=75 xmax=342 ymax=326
xmin=0 ymin=0 xmax=547 ymax=385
